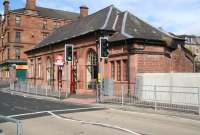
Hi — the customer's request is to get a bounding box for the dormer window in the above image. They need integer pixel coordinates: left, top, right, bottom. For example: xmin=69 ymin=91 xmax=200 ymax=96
xmin=185 ymin=37 xmax=193 ymax=43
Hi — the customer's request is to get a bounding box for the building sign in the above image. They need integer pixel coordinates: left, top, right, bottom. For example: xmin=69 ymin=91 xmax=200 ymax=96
xmin=16 ymin=65 xmax=28 ymax=70
xmin=55 ymin=55 xmax=64 ymax=66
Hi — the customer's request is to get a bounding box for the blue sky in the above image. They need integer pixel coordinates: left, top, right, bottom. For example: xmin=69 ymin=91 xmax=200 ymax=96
xmin=1 ymin=0 xmax=200 ymax=35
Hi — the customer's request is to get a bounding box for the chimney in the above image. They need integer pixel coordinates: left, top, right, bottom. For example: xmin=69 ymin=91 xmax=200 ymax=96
xmin=26 ymin=0 xmax=36 ymax=11
xmin=3 ymin=0 xmax=9 ymax=14
xmin=80 ymin=5 xmax=88 ymax=18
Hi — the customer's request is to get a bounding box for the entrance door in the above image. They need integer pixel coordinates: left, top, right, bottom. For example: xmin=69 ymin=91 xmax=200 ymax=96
xmin=16 ymin=69 xmax=27 ymax=81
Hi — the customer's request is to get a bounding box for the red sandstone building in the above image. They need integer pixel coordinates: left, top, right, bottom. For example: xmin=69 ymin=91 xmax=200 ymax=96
xmin=0 ymin=0 xmax=86 ymax=80
xmin=25 ymin=5 xmax=194 ymax=95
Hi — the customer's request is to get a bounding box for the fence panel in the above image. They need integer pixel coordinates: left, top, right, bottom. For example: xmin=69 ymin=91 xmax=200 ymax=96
xmin=10 ymin=81 xmax=63 ymax=99
xmin=100 ymin=84 xmax=200 ymax=115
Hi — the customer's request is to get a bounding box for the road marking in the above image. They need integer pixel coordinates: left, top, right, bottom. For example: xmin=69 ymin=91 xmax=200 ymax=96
xmin=8 ymin=107 xmax=105 ymax=118
xmin=48 ymin=112 xmax=142 ymax=135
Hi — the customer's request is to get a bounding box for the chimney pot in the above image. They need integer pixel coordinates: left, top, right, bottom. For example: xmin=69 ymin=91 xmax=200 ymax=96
xmin=80 ymin=5 xmax=88 ymax=18
xmin=26 ymin=0 xmax=36 ymax=11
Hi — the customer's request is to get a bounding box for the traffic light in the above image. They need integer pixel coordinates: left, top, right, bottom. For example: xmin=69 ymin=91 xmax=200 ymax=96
xmin=65 ymin=44 xmax=73 ymax=62
xmin=100 ymin=38 xmax=109 ymax=58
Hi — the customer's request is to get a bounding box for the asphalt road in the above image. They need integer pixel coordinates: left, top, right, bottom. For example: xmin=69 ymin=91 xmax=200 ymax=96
xmin=0 ymin=90 xmax=88 ymax=117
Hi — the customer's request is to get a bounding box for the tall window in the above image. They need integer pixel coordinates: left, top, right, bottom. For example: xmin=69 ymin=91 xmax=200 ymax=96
xmin=111 ymin=62 xmax=115 ymax=79
xmin=30 ymin=59 xmax=34 ymax=78
xmin=117 ymin=61 xmax=121 ymax=81
xmin=47 ymin=58 xmax=53 ymax=85
xmin=87 ymin=50 xmax=97 ymax=79
xmin=37 ymin=58 xmax=41 ymax=78
xmin=15 ymin=31 xmax=21 ymax=42
xmin=15 ymin=48 xmax=20 ymax=59
xmin=43 ymin=20 xmax=47 ymax=29
xmin=15 ymin=16 xmax=21 ymax=27
xmin=123 ymin=60 xmax=128 ymax=81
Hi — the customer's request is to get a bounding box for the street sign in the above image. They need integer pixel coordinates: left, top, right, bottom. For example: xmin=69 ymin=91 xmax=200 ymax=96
xmin=55 ymin=55 xmax=64 ymax=66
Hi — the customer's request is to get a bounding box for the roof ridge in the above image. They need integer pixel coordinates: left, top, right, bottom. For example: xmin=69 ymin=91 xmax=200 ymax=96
xmin=121 ymin=11 xmax=133 ymax=38
xmin=36 ymin=6 xmax=79 ymax=15
xmin=101 ymin=5 xmax=114 ymax=29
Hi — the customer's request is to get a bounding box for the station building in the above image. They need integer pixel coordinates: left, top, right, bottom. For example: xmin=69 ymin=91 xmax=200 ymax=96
xmin=25 ymin=5 xmax=194 ymax=95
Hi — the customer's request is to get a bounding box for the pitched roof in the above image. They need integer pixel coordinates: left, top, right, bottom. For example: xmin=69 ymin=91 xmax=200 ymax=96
xmin=11 ymin=6 xmax=79 ymax=20
xmin=178 ymin=35 xmax=200 ymax=45
xmin=27 ymin=5 xmax=181 ymax=53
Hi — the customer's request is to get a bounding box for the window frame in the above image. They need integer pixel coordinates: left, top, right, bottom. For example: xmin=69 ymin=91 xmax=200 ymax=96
xmin=15 ymin=16 xmax=21 ymax=27
xmin=15 ymin=31 xmax=21 ymax=43
xmin=15 ymin=48 xmax=20 ymax=59
xmin=111 ymin=61 xmax=115 ymax=80
xmin=117 ymin=61 xmax=121 ymax=81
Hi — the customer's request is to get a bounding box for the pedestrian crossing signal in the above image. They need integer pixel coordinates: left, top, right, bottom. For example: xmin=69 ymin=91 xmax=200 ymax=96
xmin=100 ymin=38 xmax=109 ymax=58
xmin=65 ymin=44 xmax=73 ymax=62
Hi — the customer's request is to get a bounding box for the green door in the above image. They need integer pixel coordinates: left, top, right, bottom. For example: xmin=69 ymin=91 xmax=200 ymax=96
xmin=16 ymin=69 xmax=27 ymax=81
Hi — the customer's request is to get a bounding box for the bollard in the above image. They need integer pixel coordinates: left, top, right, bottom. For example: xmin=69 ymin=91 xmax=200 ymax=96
xmin=154 ymin=86 xmax=157 ymax=111
xmin=17 ymin=121 xmax=22 ymax=135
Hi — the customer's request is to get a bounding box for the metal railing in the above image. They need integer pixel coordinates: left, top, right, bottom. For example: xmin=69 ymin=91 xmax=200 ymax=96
xmin=9 ymin=81 xmax=65 ymax=99
xmin=0 ymin=115 xmax=22 ymax=135
xmin=99 ymin=84 xmax=200 ymax=115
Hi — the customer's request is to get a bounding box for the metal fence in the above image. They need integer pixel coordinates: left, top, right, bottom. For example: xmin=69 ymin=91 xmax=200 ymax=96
xmin=99 ymin=84 xmax=200 ymax=115
xmin=0 ymin=115 xmax=22 ymax=135
xmin=9 ymin=81 xmax=65 ymax=99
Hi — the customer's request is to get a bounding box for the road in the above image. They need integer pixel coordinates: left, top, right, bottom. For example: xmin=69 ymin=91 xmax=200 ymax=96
xmin=0 ymin=91 xmax=89 ymax=116
xmin=0 ymin=90 xmax=200 ymax=135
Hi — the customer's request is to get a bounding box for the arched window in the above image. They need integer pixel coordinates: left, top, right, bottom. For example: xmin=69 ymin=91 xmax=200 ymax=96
xmin=87 ymin=49 xmax=97 ymax=80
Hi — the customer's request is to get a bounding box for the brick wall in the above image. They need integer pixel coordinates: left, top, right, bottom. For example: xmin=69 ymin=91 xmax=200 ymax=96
xmin=0 ymin=12 xmax=67 ymax=62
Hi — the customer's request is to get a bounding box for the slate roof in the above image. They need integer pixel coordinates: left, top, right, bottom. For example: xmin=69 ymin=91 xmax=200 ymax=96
xmin=27 ymin=5 xmax=182 ymax=53
xmin=178 ymin=35 xmax=200 ymax=45
xmin=11 ymin=6 xmax=79 ymax=20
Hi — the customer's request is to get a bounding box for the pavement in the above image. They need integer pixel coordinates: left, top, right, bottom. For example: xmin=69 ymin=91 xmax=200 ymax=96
xmin=1 ymin=88 xmax=200 ymax=135
xmin=1 ymin=109 xmax=200 ymax=135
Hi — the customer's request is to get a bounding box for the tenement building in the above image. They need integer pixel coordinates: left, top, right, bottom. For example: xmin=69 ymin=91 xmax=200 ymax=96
xmin=0 ymin=0 xmax=85 ymax=80
xmin=178 ymin=35 xmax=200 ymax=72
xmin=25 ymin=5 xmax=194 ymax=95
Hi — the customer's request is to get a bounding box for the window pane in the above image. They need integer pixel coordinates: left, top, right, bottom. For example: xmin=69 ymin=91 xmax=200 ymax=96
xmin=16 ymin=48 xmax=20 ymax=59
xmin=16 ymin=32 xmax=21 ymax=42
xmin=111 ymin=62 xmax=115 ymax=79
xmin=16 ymin=16 xmax=21 ymax=27
xmin=123 ymin=60 xmax=128 ymax=81
xmin=117 ymin=61 xmax=121 ymax=81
